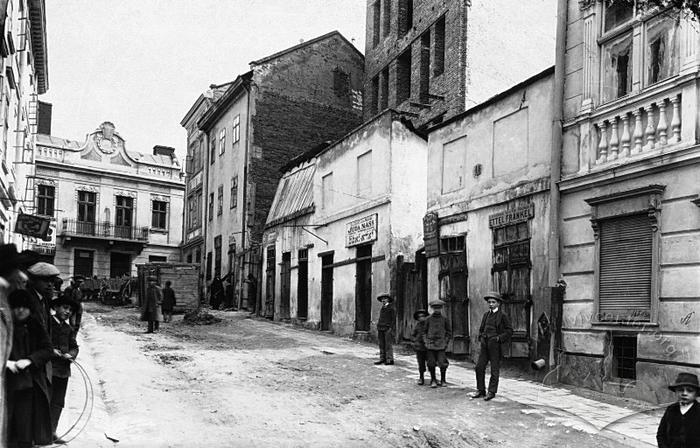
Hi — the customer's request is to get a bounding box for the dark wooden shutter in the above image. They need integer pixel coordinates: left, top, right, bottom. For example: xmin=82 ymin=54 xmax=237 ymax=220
xmin=599 ymin=214 xmax=652 ymax=320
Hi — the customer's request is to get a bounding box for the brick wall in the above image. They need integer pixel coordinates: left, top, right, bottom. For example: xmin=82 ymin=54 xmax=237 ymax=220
xmin=363 ymin=0 xmax=467 ymax=128
xmin=248 ymin=32 xmax=365 ymax=245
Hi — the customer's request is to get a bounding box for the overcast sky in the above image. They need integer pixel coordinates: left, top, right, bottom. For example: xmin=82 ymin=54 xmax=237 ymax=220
xmin=41 ymin=1 xmax=367 ymax=160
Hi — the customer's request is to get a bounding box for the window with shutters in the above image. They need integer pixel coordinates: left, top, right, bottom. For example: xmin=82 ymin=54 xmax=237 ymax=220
xmin=597 ymin=214 xmax=653 ymax=321
xmin=587 ymin=185 xmax=663 ymax=324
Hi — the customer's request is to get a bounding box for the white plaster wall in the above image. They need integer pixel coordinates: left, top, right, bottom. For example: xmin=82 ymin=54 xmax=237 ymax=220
xmin=466 ymin=0 xmax=556 ymax=108
xmin=204 ymin=92 xmax=249 ymax=275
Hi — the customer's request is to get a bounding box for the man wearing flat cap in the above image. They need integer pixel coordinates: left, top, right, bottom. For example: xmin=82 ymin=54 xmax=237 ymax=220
xmin=471 ymin=291 xmax=513 ymax=401
xmin=26 ymin=262 xmax=61 ymax=334
xmin=374 ymin=293 xmax=396 ymax=365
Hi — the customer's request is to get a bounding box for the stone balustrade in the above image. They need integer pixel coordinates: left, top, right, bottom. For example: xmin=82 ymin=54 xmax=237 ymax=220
xmin=592 ymin=92 xmax=682 ymax=166
xmin=36 ymin=146 xmax=64 ymax=160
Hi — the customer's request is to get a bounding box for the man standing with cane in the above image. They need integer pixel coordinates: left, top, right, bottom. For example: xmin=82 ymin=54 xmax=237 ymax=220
xmin=471 ymin=291 xmax=513 ymax=401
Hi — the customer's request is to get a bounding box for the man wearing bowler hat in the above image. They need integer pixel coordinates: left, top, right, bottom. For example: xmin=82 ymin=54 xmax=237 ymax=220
xmin=471 ymin=291 xmax=513 ymax=401
xmin=374 ymin=293 xmax=396 ymax=365
xmin=657 ymin=372 xmax=700 ymax=447
xmin=141 ymin=276 xmax=163 ymax=333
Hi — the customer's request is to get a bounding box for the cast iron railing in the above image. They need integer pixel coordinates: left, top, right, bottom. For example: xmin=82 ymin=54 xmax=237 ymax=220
xmin=61 ymin=218 xmax=149 ymax=242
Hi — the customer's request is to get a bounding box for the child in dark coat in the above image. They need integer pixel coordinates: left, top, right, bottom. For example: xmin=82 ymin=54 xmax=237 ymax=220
xmin=49 ymin=295 xmax=79 ymax=444
xmin=411 ymin=309 xmax=428 ymax=385
xmin=374 ymin=293 xmax=396 ymax=365
xmin=657 ymin=372 xmax=700 ymax=448
xmin=5 ymin=289 xmax=53 ymax=448
xmin=425 ymin=299 xmax=451 ymax=388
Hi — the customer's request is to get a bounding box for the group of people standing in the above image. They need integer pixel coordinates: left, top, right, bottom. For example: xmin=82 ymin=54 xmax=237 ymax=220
xmin=0 ymin=244 xmax=83 ymax=447
xmin=374 ymin=290 xmax=513 ymax=399
xmin=140 ymin=277 xmax=176 ymax=333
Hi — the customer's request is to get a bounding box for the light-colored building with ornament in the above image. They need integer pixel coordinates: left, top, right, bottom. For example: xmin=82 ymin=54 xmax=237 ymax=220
xmin=32 ymin=121 xmax=184 ymax=280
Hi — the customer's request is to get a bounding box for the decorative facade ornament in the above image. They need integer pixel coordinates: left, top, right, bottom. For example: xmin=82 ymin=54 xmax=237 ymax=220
xmin=35 ymin=178 xmax=56 ymax=186
xmin=150 ymin=194 xmax=171 ymax=203
xmin=579 ymin=0 xmax=595 ymax=10
xmin=76 ymin=185 xmax=99 ymax=193
xmin=114 ymin=189 xmax=137 ymax=198
xmin=95 ymin=121 xmax=124 ymax=155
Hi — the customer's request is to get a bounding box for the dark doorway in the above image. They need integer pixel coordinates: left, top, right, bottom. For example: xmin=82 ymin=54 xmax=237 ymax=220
xmin=280 ymin=252 xmax=291 ymax=320
xmin=264 ymin=246 xmax=276 ymax=319
xmin=397 ymin=250 xmax=428 ymax=341
xmin=297 ymin=249 xmax=308 ymax=319
xmin=74 ymin=249 xmax=94 ymax=278
xmin=110 ymin=252 xmax=131 ymax=278
xmin=321 ymin=253 xmax=334 ymax=331
xmin=355 ymin=244 xmax=372 ymax=331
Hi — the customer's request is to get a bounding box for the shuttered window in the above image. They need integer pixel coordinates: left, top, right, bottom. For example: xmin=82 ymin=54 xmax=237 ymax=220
xmin=599 ymin=214 xmax=652 ymax=321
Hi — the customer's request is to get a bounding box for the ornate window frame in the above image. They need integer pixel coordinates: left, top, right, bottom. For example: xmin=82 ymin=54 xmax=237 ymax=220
xmin=586 ymin=184 xmax=665 ymax=326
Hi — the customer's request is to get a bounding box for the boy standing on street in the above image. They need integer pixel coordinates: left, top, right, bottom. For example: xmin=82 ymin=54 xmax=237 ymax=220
xmin=374 ymin=293 xmax=395 ymax=366
xmin=411 ymin=309 xmax=428 ymax=385
xmin=49 ymin=295 xmax=79 ymax=444
xmin=425 ymin=299 xmax=451 ymax=388
xmin=471 ymin=291 xmax=513 ymax=401
xmin=657 ymin=372 xmax=700 ymax=448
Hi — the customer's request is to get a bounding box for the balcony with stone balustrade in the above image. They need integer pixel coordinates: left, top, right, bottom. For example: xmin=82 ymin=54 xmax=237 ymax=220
xmin=567 ymin=75 xmax=700 ymax=182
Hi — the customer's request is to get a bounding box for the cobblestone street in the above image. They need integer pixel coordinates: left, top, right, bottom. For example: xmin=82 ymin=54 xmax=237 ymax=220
xmin=56 ymin=304 xmax=661 ymax=448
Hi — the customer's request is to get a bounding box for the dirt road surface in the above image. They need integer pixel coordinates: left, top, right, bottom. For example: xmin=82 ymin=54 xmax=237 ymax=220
xmin=55 ymin=303 xmax=649 ymax=448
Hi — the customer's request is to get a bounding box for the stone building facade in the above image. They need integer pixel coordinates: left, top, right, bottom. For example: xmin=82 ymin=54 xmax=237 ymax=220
xmin=558 ymin=0 xmax=700 ymax=404
xmin=191 ymin=31 xmax=365 ymax=308
xmin=261 ymin=110 xmax=427 ymax=339
xmin=0 ymin=0 xmax=48 ymax=247
xmin=33 ymin=122 xmax=184 ymax=280
xmin=424 ymin=68 xmax=555 ymax=356
xmin=363 ymin=0 xmax=556 ymax=129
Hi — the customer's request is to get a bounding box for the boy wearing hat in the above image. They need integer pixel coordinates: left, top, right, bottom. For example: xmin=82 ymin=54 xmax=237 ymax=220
xmin=411 ymin=309 xmax=429 ymax=385
xmin=471 ymin=292 xmax=513 ymax=401
xmin=5 ymin=289 xmax=53 ymax=447
xmin=657 ymin=372 xmax=700 ymax=447
xmin=425 ymin=299 xmax=451 ymax=388
xmin=49 ymin=295 xmax=79 ymax=443
xmin=374 ymin=293 xmax=395 ymax=365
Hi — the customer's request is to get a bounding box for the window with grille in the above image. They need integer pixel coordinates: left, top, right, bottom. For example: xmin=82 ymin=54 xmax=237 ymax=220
xmin=210 ymin=138 xmax=216 ymax=164
xmin=612 ymin=334 xmax=637 ymax=380
xmin=37 ymin=185 xmax=55 ymax=216
xmin=598 ymin=214 xmax=652 ymax=321
xmin=217 ymin=185 xmax=223 ymax=216
xmin=151 ymin=200 xmax=167 ymax=229
xmin=208 ymin=193 xmax=214 ymax=221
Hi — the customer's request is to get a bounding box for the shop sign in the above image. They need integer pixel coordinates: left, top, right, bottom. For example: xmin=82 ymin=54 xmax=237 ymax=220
xmin=488 ymin=204 xmax=534 ymax=228
xmin=14 ymin=213 xmax=52 ymax=241
xmin=346 ymin=214 xmax=377 ymax=247
xmin=423 ymin=212 xmax=439 ymax=257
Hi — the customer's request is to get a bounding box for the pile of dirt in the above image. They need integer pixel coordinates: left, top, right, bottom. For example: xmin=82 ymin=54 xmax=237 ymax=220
xmin=182 ymin=309 xmax=222 ymax=326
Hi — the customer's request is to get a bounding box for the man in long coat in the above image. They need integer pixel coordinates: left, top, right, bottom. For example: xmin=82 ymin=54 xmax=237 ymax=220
xmin=6 ymin=289 xmax=54 ymax=447
xmin=0 ymin=244 xmax=29 ymax=447
xmin=141 ymin=276 xmax=163 ymax=333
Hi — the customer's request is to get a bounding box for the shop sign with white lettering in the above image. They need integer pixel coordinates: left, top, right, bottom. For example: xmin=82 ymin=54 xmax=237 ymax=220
xmin=346 ymin=214 xmax=378 ymax=247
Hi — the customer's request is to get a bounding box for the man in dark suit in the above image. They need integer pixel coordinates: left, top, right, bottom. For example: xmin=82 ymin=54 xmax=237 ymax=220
xmin=49 ymin=295 xmax=79 ymax=444
xmin=470 ymin=291 xmax=513 ymax=401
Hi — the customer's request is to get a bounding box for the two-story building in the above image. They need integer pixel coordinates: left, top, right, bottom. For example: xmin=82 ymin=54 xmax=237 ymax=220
xmin=424 ymin=68 xmax=555 ymax=357
xmin=0 ymin=0 xmax=48 ymax=246
xmin=262 ymin=110 xmax=427 ymax=339
xmin=558 ymin=0 xmax=700 ymax=403
xmin=192 ymin=31 xmax=365 ymax=310
xmin=34 ymin=121 xmax=184 ymax=279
